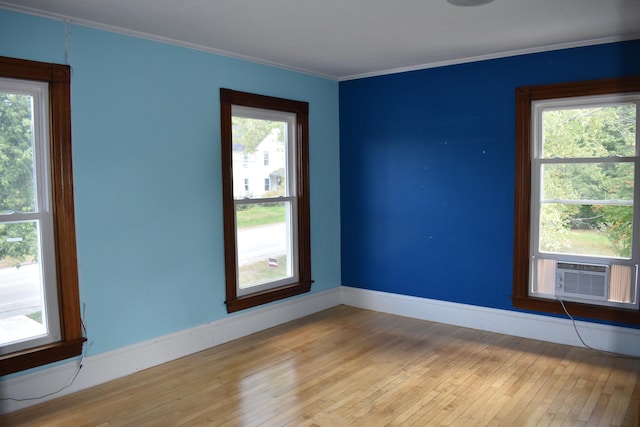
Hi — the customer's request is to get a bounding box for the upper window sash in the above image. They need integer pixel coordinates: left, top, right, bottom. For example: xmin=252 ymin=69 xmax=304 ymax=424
xmin=532 ymin=95 xmax=639 ymax=160
xmin=232 ymin=105 xmax=297 ymax=200
xmin=0 ymin=78 xmax=50 ymax=215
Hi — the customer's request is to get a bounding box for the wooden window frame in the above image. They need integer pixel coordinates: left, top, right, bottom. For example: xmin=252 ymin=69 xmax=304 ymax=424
xmin=513 ymin=75 xmax=640 ymax=324
xmin=220 ymin=88 xmax=312 ymax=313
xmin=0 ymin=56 xmax=84 ymax=375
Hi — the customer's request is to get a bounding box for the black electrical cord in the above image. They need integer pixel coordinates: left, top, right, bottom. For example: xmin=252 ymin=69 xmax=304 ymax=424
xmin=1 ymin=320 xmax=93 ymax=402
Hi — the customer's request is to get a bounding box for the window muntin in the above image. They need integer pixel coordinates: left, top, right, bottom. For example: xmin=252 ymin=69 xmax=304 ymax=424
xmin=0 ymin=56 xmax=83 ymax=376
xmin=220 ymin=88 xmax=311 ymax=313
xmin=530 ymin=94 xmax=639 ymax=309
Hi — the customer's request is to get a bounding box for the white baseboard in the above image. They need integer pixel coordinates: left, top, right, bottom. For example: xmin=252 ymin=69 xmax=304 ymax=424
xmin=3 ymin=285 xmax=639 ymax=415
xmin=340 ymin=286 xmax=640 ymax=358
xmin=0 ymin=287 xmax=341 ymax=415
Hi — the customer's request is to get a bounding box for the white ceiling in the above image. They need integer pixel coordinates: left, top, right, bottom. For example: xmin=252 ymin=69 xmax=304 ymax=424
xmin=2 ymin=0 xmax=639 ymax=80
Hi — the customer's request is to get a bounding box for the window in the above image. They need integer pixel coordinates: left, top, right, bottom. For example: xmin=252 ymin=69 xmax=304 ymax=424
xmin=264 ymin=151 xmax=270 ymax=166
xmin=220 ymin=89 xmax=311 ymax=313
xmin=0 ymin=56 xmax=83 ymax=375
xmin=513 ymin=76 xmax=640 ymax=324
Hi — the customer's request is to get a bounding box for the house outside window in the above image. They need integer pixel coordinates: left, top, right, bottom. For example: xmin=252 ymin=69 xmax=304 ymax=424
xmin=232 ymin=129 xmax=286 ymax=198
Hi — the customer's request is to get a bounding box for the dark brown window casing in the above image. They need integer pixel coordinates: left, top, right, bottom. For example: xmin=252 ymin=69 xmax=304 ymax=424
xmin=0 ymin=56 xmax=84 ymax=375
xmin=220 ymin=89 xmax=312 ymax=313
xmin=513 ymin=75 xmax=640 ymax=325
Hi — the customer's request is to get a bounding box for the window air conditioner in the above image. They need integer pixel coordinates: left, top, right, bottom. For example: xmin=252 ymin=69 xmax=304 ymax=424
xmin=555 ymin=262 xmax=609 ymax=302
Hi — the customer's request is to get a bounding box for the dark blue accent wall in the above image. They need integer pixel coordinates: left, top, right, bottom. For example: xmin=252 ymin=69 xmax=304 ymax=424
xmin=339 ymin=41 xmax=640 ymax=319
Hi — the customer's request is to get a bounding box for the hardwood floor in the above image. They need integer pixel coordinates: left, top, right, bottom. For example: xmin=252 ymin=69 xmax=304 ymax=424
xmin=2 ymin=305 xmax=639 ymax=426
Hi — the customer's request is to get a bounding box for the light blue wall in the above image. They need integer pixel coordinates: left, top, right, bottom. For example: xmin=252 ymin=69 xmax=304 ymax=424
xmin=0 ymin=9 xmax=341 ymax=359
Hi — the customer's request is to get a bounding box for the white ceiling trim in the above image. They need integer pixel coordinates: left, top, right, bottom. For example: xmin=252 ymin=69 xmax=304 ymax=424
xmin=339 ymin=33 xmax=640 ymax=82
xmin=2 ymin=3 xmax=639 ymax=82
xmin=0 ymin=3 xmax=337 ymax=80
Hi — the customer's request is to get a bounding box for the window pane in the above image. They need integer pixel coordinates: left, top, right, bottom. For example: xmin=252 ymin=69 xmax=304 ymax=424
xmin=0 ymin=92 xmax=37 ymax=214
xmin=539 ymin=203 xmax=632 ymax=259
xmin=541 ymin=162 xmax=634 ymax=201
xmin=235 ymin=201 xmax=293 ymax=290
xmin=232 ymin=117 xmax=287 ymax=199
xmin=0 ymin=220 xmax=46 ymax=347
xmin=541 ymin=104 xmax=636 ymax=159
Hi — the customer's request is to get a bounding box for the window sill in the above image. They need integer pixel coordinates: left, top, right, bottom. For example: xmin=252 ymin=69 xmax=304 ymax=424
xmin=0 ymin=338 xmax=86 ymax=376
xmin=226 ymin=281 xmax=312 ymax=313
xmin=511 ymin=295 xmax=640 ymax=325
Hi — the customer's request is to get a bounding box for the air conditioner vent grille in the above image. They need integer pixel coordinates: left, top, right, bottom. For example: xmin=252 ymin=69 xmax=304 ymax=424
xmin=556 ymin=262 xmax=609 ymax=301
xmin=564 ymin=271 xmax=606 ymax=297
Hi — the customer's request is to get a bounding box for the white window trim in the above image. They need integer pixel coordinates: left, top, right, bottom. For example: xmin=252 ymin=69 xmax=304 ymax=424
xmin=0 ymin=78 xmax=61 ymax=354
xmin=231 ymin=105 xmax=299 ymax=297
xmin=529 ymin=93 xmax=640 ymax=309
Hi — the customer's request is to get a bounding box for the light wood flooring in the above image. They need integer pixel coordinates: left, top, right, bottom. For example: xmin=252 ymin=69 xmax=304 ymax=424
xmin=1 ymin=305 xmax=639 ymax=426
